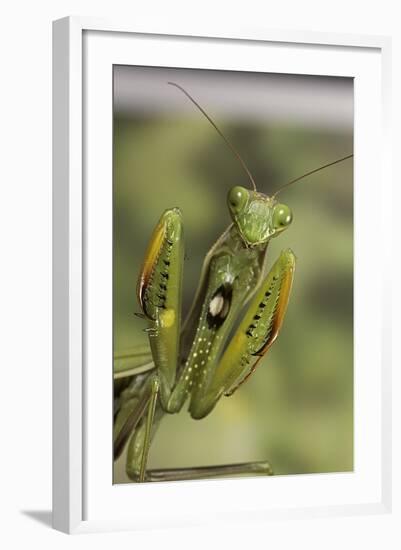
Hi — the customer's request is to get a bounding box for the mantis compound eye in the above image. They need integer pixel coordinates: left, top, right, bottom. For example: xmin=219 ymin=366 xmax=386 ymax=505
xmin=272 ymin=203 xmax=293 ymax=230
xmin=227 ymin=186 xmax=249 ymax=214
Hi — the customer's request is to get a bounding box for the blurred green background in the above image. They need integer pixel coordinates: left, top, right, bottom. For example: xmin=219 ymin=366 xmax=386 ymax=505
xmin=113 ymin=68 xmax=353 ymax=482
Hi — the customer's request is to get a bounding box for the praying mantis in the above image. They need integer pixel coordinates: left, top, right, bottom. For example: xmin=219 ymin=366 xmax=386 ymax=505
xmin=113 ymin=82 xmax=353 ymax=483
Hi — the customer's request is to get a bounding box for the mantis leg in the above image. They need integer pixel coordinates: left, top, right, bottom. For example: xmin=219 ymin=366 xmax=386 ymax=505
xmin=141 ymin=461 xmax=273 ymax=482
xmin=120 ymin=209 xmax=184 ymax=481
xmin=113 ymin=372 xmax=153 ymax=460
xmin=125 ymin=376 xmax=164 ymax=482
xmin=137 ymin=208 xmax=184 ymax=409
xmin=139 ymin=377 xmax=160 ymax=482
xmin=190 ymin=249 xmax=296 ymax=419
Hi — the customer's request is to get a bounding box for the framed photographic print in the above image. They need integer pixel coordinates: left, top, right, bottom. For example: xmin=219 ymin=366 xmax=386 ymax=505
xmin=52 ymin=17 xmax=392 ymax=534
xmin=112 ymin=67 xmax=354 ymax=485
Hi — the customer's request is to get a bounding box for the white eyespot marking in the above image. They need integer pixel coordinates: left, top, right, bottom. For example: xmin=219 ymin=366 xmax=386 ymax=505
xmin=209 ymin=294 xmax=225 ymax=317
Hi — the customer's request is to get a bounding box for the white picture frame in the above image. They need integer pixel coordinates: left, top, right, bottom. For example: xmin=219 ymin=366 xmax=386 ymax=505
xmin=52 ymin=16 xmax=392 ymax=534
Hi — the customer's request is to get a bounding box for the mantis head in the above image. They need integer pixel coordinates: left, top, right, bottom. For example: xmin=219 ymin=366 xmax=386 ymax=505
xmin=227 ymin=186 xmax=293 ymax=247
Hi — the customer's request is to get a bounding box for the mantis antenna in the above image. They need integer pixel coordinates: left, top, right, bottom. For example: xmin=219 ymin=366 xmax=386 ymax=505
xmin=168 ymin=82 xmax=258 ymax=191
xmin=168 ymin=82 xmax=353 ymax=197
xmin=272 ymin=154 xmax=354 ymax=198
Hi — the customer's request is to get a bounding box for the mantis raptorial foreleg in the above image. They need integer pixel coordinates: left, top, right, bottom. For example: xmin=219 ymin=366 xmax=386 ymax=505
xmin=136 ymin=207 xmax=185 ymax=409
xmin=188 ymin=249 xmax=295 ymax=419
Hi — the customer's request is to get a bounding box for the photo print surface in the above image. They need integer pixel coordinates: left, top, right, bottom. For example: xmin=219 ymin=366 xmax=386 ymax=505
xmin=113 ymin=66 xmax=353 ymax=484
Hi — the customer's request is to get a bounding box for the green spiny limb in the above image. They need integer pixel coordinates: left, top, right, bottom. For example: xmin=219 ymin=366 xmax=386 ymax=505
xmin=139 ymin=377 xmax=160 ymax=482
xmin=189 ymin=249 xmax=295 ymax=419
xmin=114 ymin=388 xmax=150 ymax=460
xmin=141 ymin=460 xmax=273 ymax=482
xmin=137 ymin=208 xmax=184 ymax=408
xmin=125 ymin=396 xmax=164 ymax=482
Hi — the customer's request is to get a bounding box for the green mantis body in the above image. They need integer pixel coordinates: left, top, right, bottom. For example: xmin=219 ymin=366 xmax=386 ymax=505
xmin=113 ymin=83 xmax=351 ymax=483
xmin=114 ymin=199 xmax=294 ymax=481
